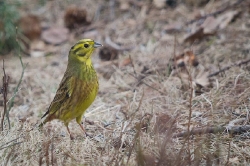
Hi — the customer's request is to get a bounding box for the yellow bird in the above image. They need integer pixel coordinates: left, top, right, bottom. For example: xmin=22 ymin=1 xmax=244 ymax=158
xmin=40 ymin=39 xmax=102 ymax=139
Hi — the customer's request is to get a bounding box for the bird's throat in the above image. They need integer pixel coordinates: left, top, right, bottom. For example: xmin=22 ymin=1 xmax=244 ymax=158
xmin=68 ymin=60 xmax=96 ymax=81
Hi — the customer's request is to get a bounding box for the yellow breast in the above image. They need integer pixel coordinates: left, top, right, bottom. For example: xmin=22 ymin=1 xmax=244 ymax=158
xmin=59 ymin=75 xmax=98 ymax=123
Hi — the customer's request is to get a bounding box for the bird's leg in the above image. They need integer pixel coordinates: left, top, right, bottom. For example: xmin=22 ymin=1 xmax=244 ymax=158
xmin=65 ymin=124 xmax=74 ymax=140
xmin=79 ymin=123 xmax=86 ymax=132
xmin=76 ymin=116 xmax=92 ymax=138
xmin=78 ymin=123 xmax=92 ymax=137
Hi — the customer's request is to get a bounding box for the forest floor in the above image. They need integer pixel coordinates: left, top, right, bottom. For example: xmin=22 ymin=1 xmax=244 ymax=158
xmin=1 ymin=0 xmax=250 ymax=165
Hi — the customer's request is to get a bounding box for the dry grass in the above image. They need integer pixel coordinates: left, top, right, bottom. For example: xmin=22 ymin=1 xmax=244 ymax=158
xmin=1 ymin=0 xmax=250 ymax=165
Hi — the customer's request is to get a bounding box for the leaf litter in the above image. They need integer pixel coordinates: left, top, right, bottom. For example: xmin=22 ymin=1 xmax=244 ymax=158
xmin=0 ymin=0 xmax=250 ymax=165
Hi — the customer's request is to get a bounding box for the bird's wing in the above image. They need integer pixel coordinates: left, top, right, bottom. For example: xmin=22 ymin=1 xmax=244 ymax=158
xmin=41 ymin=74 xmax=73 ymax=119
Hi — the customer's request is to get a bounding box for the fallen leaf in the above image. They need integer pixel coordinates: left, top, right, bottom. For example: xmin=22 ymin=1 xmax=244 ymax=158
xmin=183 ymin=0 xmax=210 ymax=7
xmin=163 ymin=22 xmax=182 ymax=33
xmin=153 ymin=0 xmax=166 ymax=8
xmin=172 ymin=50 xmax=199 ymax=68
xmin=64 ymin=5 xmax=90 ymax=29
xmin=81 ymin=30 xmax=99 ymax=39
xmin=30 ymin=40 xmax=46 ymax=57
xmin=229 ymin=157 xmax=239 ymax=164
xmin=183 ymin=27 xmax=204 ymax=43
xmin=201 ymin=16 xmax=218 ymax=34
xmin=42 ymin=27 xmax=69 ymax=45
xmin=119 ymin=0 xmax=130 ymax=11
xmin=99 ymin=46 xmax=119 ymax=61
xmin=30 ymin=40 xmax=45 ymax=51
xmin=120 ymin=57 xmax=131 ymax=67
xmin=95 ymin=61 xmax=118 ymax=79
xmin=183 ymin=16 xmax=219 ymax=43
xmin=154 ymin=113 xmax=176 ymax=134
xmin=217 ymin=10 xmax=240 ymax=29
xmin=18 ymin=14 xmax=41 ymax=41
xmin=195 ymin=71 xmax=210 ymax=87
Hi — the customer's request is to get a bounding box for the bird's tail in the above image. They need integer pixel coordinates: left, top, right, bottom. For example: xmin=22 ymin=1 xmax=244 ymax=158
xmin=38 ymin=118 xmax=49 ymax=130
xmin=38 ymin=113 xmax=55 ymax=130
xmin=38 ymin=122 xmax=44 ymax=128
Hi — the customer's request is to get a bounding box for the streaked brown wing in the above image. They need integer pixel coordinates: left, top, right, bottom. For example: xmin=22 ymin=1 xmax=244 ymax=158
xmin=41 ymin=73 xmax=73 ymax=119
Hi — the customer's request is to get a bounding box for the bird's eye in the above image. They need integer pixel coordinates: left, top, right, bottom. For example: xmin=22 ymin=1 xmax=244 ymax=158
xmin=84 ymin=44 xmax=89 ymax=48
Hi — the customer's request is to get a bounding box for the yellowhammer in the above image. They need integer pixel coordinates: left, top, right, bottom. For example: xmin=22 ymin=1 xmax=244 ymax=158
xmin=40 ymin=39 xmax=102 ymax=139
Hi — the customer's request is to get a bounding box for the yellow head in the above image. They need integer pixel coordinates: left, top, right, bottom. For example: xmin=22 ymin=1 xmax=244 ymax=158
xmin=69 ymin=39 xmax=102 ymax=64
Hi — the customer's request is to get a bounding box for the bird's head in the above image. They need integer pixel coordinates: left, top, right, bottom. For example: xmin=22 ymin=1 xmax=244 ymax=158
xmin=69 ymin=39 xmax=102 ymax=64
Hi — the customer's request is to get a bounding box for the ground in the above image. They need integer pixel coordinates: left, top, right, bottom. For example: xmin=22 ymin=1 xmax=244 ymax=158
xmin=0 ymin=0 xmax=250 ymax=165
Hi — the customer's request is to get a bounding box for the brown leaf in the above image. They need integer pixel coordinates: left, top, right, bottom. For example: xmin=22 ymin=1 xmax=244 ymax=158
xmin=99 ymin=46 xmax=119 ymax=61
xmin=183 ymin=27 xmax=204 ymax=43
xmin=163 ymin=22 xmax=182 ymax=33
xmin=119 ymin=0 xmax=130 ymax=11
xmin=229 ymin=157 xmax=239 ymax=164
xmin=173 ymin=50 xmax=199 ymax=68
xmin=120 ymin=57 xmax=131 ymax=67
xmin=217 ymin=10 xmax=240 ymax=29
xmin=183 ymin=16 xmax=218 ymax=43
xmin=29 ymin=40 xmax=46 ymax=57
xmin=64 ymin=5 xmax=90 ymax=29
xmin=81 ymin=30 xmax=99 ymax=39
xmin=95 ymin=61 xmax=118 ymax=79
xmin=154 ymin=113 xmax=176 ymax=134
xmin=153 ymin=0 xmax=166 ymax=8
xmin=201 ymin=16 xmax=218 ymax=34
xmin=41 ymin=27 xmax=69 ymax=45
xmin=194 ymin=71 xmax=210 ymax=87
xmin=18 ymin=14 xmax=41 ymax=41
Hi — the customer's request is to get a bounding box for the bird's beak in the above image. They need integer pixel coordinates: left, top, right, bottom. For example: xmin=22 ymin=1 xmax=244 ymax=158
xmin=94 ymin=42 xmax=103 ymax=48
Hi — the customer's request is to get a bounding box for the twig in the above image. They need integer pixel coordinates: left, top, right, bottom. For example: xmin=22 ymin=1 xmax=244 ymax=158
xmin=4 ymin=28 xmax=28 ymax=129
xmin=127 ymin=72 xmax=167 ymax=95
xmin=185 ymin=65 xmax=193 ymax=164
xmin=129 ymin=54 xmax=137 ymax=77
xmin=225 ymin=141 xmax=231 ymax=166
xmin=0 ymin=141 xmax=23 ymax=151
xmin=6 ymin=62 xmax=26 ymax=129
xmin=109 ymin=0 xmax=115 ymax=21
xmin=173 ymin=34 xmax=177 ymax=70
xmin=126 ymin=91 xmax=144 ymax=165
xmin=0 ymin=137 xmax=20 ymax=149
xmin=105 ymin=36 xmax=134 ymax=51
xmin=186 ymin=0 xmax=244 ymax=25
xmin=1 ymin=59 xmax=10 ymax=131
xmin=208 ymin=58 xmax=250 ymax=78
xmin=228 ymin=118 xmax=246 ymax=126
xmin=4 ymin=145 xmax=15 ymax=166
xmin=173 ymin=125 xmax=250 ymax=138
xmin=51 ymin=137 xmax=54 ymax=166
xmin=0 ymin=136 xmax=23 ymax=151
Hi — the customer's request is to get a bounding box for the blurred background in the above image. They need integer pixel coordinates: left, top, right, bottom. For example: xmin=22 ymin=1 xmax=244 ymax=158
xmin=1 ymin=0 xmax=250 ymax=165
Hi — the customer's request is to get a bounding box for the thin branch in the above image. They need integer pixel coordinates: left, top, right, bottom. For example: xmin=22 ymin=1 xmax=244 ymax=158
xmin=0 ymin=142 xmax=23 ymax=151
xmin=1 ymin=59 xmax=10 ymax=131
xmin=173 ymin=125 xmax=250 ymax=138
xmin=128 ymin=54 xmax=161 ymax=94
xmin=126 ymin=91 xmax=144 ymax=165
xmin=185 ymin=65 xmax=194 ymax=165
xmin=129 ymin=54 xmax=137 ymax=77
xmin=7 ymin=54 xmax=27 ymax=122
xmin=5 ymin=27 xmax=28 ymax=129
xmin=225 ymin=141 xmax=231 ymax=166
xmin=51 ymin=137 xmax=54 ymax=166
xmin=208 ymin=58 xmax=250 ymax=78
xmin=105 ymin=36 xmax=134 ymax=51
xmin=0 ymin=137 xmax=20 ymax=148
xmin=186 ymin=0 xmax=244 ymax=25
xmin=127 ymin=72 xmax=167 ymax=96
